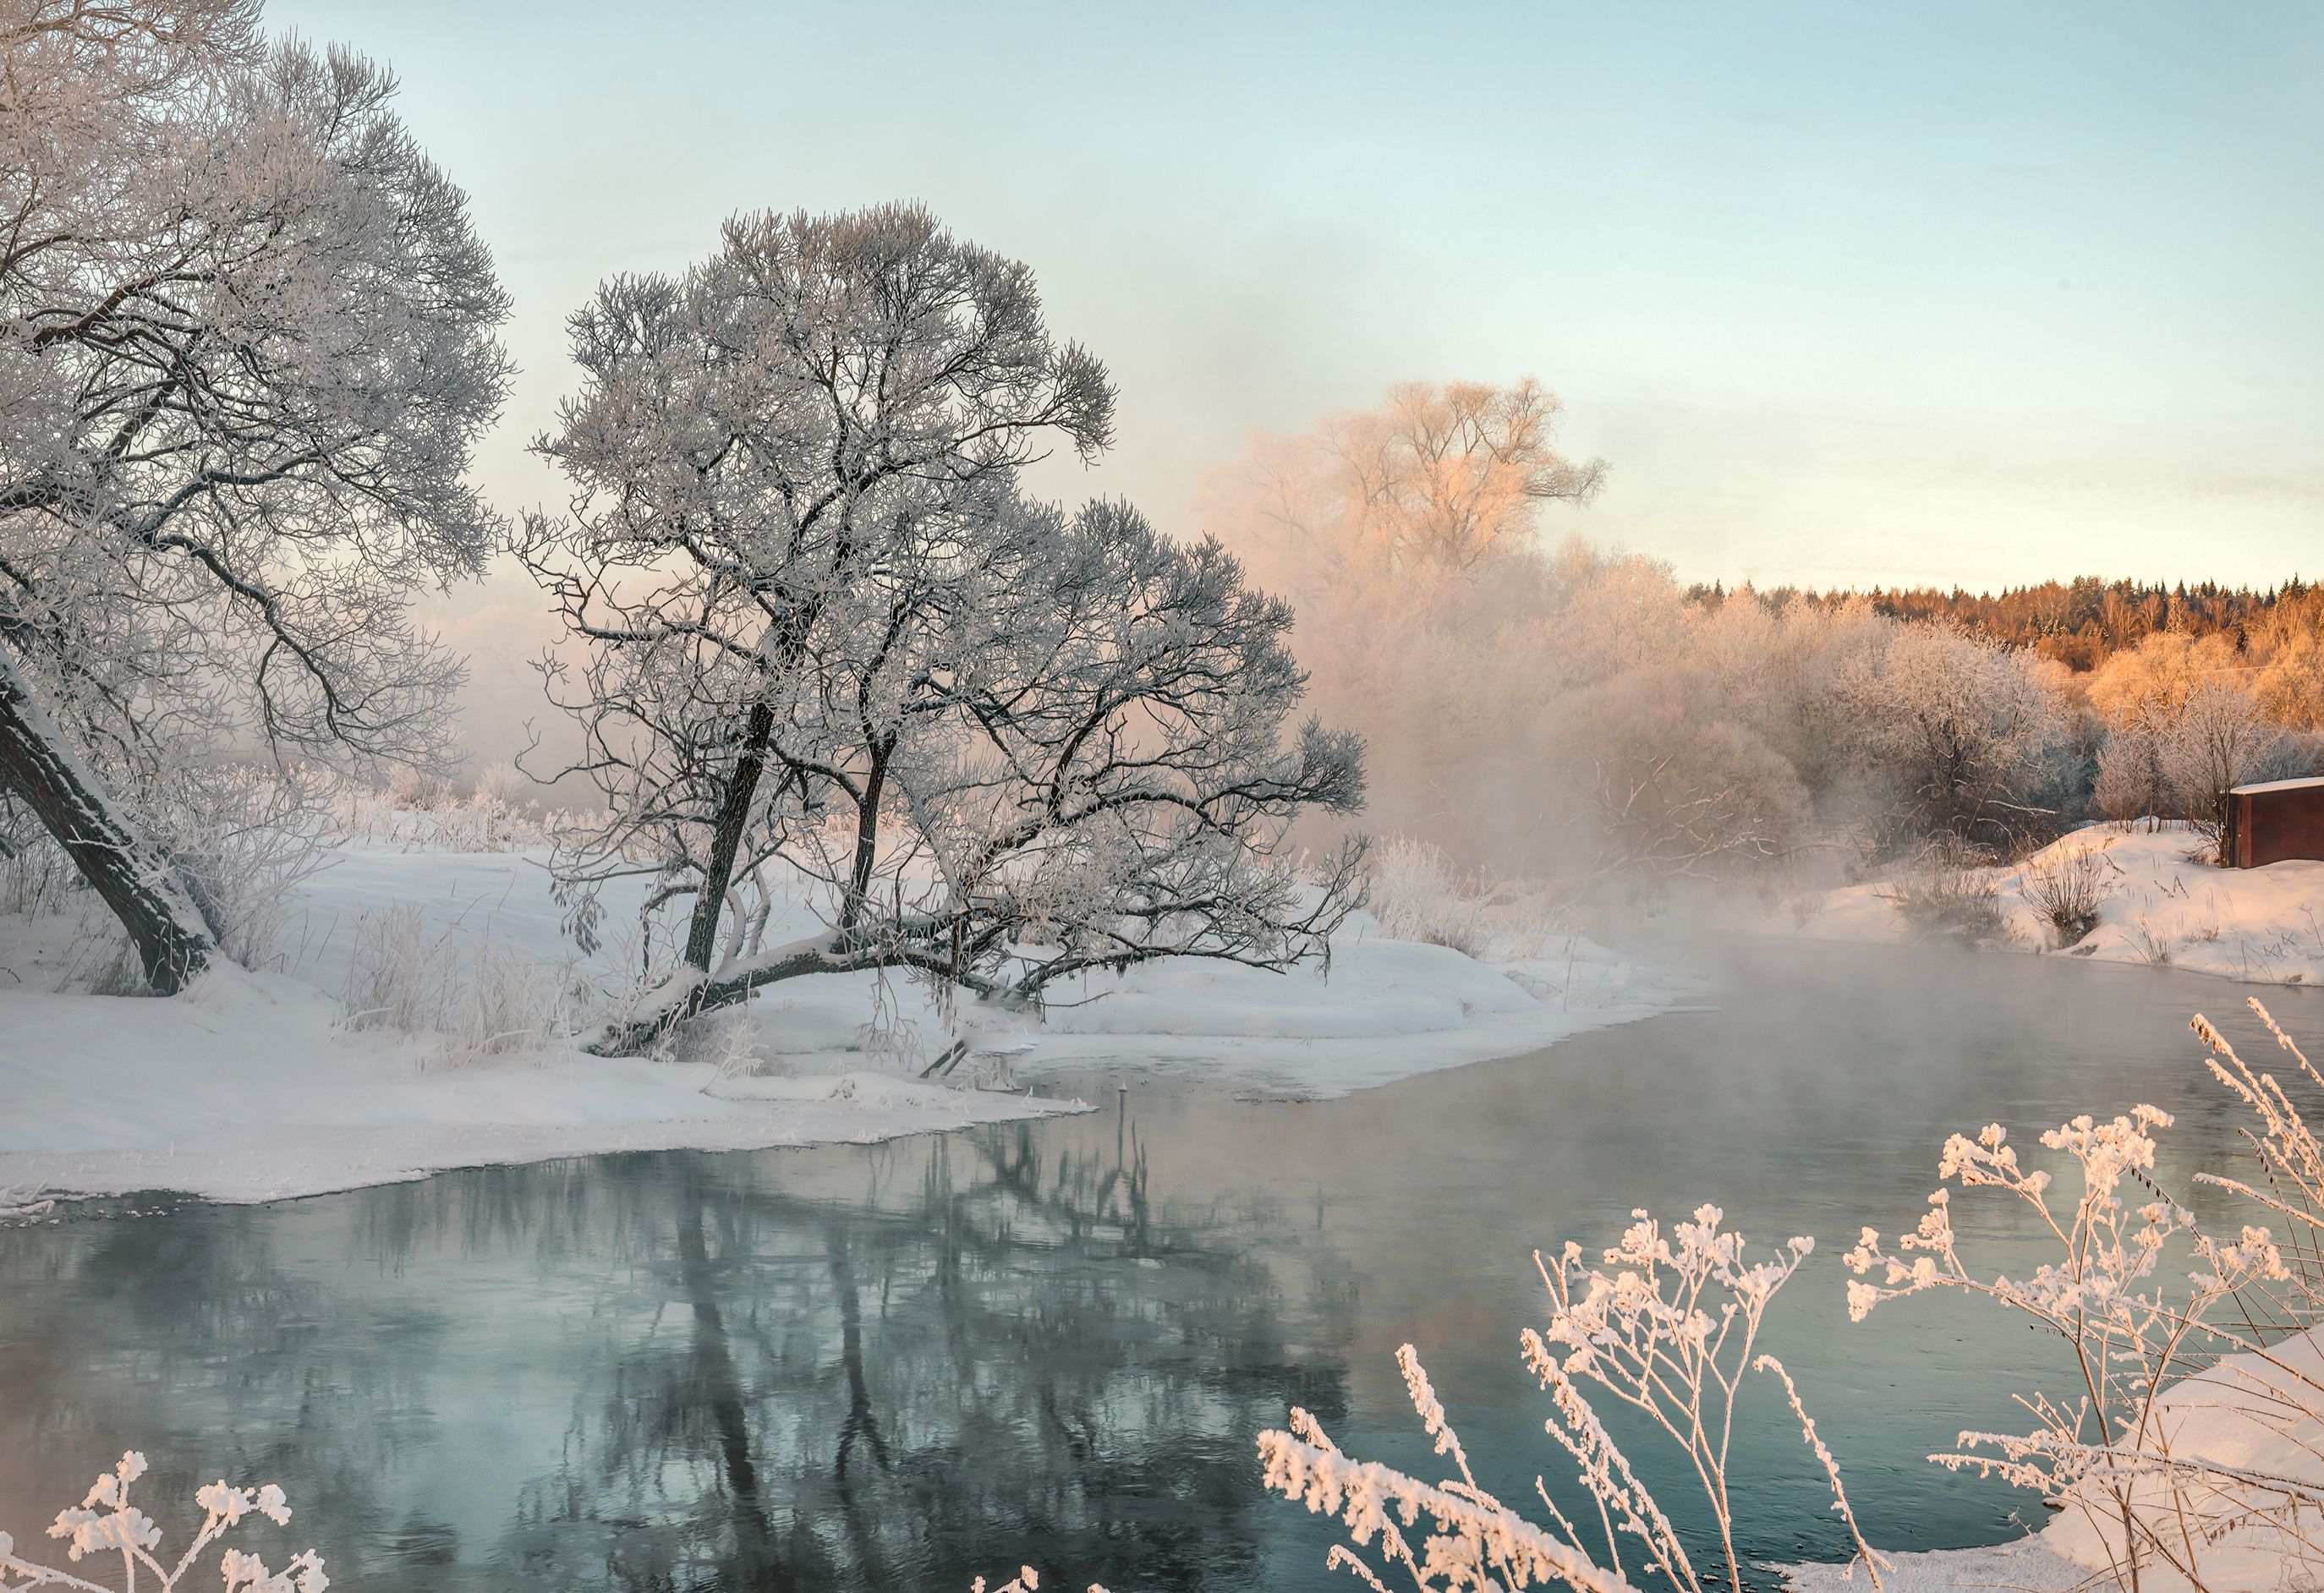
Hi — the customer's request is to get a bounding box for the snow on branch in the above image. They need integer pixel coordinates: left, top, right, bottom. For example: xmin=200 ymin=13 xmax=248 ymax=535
xmin=1 ymin=1451 xmax=325 ymax=1593
xmin=1259 ymin=1205 xmax=1883 ymax=1593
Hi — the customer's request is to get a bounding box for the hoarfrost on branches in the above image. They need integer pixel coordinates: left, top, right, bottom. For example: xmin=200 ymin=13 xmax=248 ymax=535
xmin=1258 ymin=1204 xmax=1883 ymax=1593
xmin=1 ymin=1450 xmax=324 ymax=1593
xmin=518 ymin=203 xmax=1362 ymax=1053
xmin=1846 ymin=1003 xmax=2324 ymax=1588
xmin=0 ymin=0 xmax=510 ymax=990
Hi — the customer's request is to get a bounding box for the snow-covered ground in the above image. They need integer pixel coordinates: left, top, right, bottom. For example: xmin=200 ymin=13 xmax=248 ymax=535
xmin=1018 ymin=929 xmax=1682 ymax=1095
xmin=0 ymin=964 xmax=1065 ymax=1205
xmin=0 ymin=834 xmax=1681 ymax=1204
xmin=1782 ymin=822 xmax=2324 ymax=986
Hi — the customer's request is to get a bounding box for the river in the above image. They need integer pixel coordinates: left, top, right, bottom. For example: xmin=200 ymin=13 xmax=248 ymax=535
xmin=3 ymin=939 xmax=2316 ymax=1590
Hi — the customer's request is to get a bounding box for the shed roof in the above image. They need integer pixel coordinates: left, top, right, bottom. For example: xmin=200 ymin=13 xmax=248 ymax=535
xmin=2230 ymin=776 xmax=2324 ymax=796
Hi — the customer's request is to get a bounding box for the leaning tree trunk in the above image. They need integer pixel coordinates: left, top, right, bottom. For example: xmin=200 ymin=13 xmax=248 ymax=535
xmin=677 ymin=698 xmax=777 ymax=976
xmin=0 ymin=641 xmax=217 ymax=992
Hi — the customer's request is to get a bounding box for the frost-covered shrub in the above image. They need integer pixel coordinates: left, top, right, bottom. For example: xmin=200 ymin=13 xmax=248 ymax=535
xmin=1259 ymin=1206 xmax=1883 ymax=1593
xmin=338 ymin=905 xmax=586 ymax=1066
xmin=0 ymin=796 xmax=79 ymax=917
xmin=1 ymin=764 xmax=326 ymax=979
xmin=1363 ymin=837 xmax=1492 ymax=957
xmin=0 ymin=1450 xmax=326 ymax=1592
xmin=967 ymin=1571 xmax=1106 ymax=1593
xmin=1847 ymin=1003 xmax=2324 ymax=1590
xmin=1879 ymin=837 xmax=2010 ymax=946
xmin=146 ymin=766 xmax=330 ymax=971
xmin=674 ymin=1004 xmax=774 ymax=1078
xmin=1359 ymin=837 xmax=1583 ymax=962
xmin=2020 ymin=844 xmax=2112 ymax=947
xmin=385 ymin=764 xmax=456 ymax=812
xmin=472 ymin=760 xmax=525 ymax=807
xmin=329 ymin=780 xmax=571 ymax=854
xmin=2094 ymin=710 xmax=2174 ymax=824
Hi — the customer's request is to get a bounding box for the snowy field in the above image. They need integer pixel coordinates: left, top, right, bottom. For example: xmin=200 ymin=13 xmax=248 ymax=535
xmin=1782 ymin=822 xmax=2324 ymax=986
xmin=0 ymin=832 xmax=1681 ymax=1205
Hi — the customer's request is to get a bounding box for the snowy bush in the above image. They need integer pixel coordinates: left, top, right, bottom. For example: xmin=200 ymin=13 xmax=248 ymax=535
xmin=1364 ymin=838 xmax=1493 ymax=958
xmin=1847 ymin=1002 xmax=2324 ymax=1588
xmin=0 ymin=763 xmax=326 ymax=983
xmin=145 ymin=766 xmax=330 ymax=972
xmin=337 ymin=904 xmax=586 ymax=1067
xmin=0 ymin=1450 xmax=326 ymax=1593
xmin=2093 ymin=710 xmax=2176 ymax=824
xmin=384 ymin=764 xmax=456 ymax=813
xmin=1259 ymin=1205 xmax=1884 ymax=1593
xmin=327 ymin=780 xmax=571 ymax=855
xmin=0 ymin=799 xmax=78 ymax=919
xmin=472 ymin=760 xmax=525 ymax=807
xmin=2020 ymin=842 xmax=2112 ymax=947
xmin=1877 ymin=836 xmax=2011 ymax=946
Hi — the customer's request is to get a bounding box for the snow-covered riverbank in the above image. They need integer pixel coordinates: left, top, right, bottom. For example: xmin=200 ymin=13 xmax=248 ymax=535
xmin=1785 ymin=1323 xmax=2324 ymax=1593
xmin=0 ymin=838 xmax=1682 ymax=1203
xmin=1782 ymin=822 xmax=2324 ymax=987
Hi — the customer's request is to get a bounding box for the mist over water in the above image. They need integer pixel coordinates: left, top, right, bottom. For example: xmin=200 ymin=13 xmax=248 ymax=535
xmin=4 ymin=942 xmax=2311 ymax=1590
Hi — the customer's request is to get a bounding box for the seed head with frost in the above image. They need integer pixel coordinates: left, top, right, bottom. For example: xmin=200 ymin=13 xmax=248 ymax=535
xmin=2 ymin=1450 xmax=325 ymax=1593
xmin=1259 ymin=1204 xmax=1884 ymax=1593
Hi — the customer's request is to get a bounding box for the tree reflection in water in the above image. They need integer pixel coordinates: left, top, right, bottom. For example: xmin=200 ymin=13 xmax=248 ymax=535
xmin=0 ymin=1095 xmax=1357 ymax=1593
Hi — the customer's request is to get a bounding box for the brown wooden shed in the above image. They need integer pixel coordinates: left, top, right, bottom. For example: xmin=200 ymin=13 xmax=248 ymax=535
xmin=2227 ymin=776 xmax=2324 ymax=868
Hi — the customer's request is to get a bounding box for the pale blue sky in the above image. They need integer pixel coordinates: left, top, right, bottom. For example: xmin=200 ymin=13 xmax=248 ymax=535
xmin=277 ymin=0 xmax=2324 ymax=593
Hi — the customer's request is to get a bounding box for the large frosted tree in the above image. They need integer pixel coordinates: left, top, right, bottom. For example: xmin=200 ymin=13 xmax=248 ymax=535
xmin=0 ymin=0 xmax=511 ymax=989
xmin=518 ymin=205 xmax=1362 ymax=1052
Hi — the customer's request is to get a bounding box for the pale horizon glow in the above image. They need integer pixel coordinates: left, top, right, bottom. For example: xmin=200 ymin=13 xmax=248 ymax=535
xmin=263 ymin=0 xmax=2324 ymax=765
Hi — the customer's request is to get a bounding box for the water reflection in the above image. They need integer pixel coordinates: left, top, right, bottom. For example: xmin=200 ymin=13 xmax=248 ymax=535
xmin=3 ymin=941 xmax=2321 ymax=1591
xmin=0 ymin=1104 xmax=1357 ymax=1591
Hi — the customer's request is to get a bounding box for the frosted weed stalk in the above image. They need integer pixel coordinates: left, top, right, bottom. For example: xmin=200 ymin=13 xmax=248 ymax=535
xmin=0 ymin=1451 xmax=325 ymax=1593
xmin=1258 ymin=1205 xmax=1885 ymax=1593
xmin=1847 ymin=1006 xmax=2324 ymax=1590
xmin=337 ymin=904 xmax=589 ymax=1067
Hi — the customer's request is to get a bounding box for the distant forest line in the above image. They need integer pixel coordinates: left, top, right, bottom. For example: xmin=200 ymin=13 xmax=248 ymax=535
xmin=1690 ymin=577 xmax=2324 ymax=673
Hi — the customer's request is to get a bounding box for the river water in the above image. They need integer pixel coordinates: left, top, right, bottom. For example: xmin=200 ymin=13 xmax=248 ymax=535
xmin=3 ymin=940 xmax=2318 ymax=1591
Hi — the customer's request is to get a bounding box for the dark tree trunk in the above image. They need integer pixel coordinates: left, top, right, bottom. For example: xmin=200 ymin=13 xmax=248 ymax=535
xmin=0 ymin=642 xmax=217 ymax=993
xmin=680 ymin=698 xmax=777 ymax=980
xmin=836 ymin=739 xmax=891 ymax=937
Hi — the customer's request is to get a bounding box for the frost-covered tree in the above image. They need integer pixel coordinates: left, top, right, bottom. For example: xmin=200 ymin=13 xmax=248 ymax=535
xmin=2092 ymin=676 xmax=2316 ymax=851
xmin=1195 ymin=381 xmax=1610 ymax=872
xmin=1818 ymin=622 xmax=2073 ymax=851
xmin=521 ymin=205 xmax=1360 ymax=1052
xmin=0 ymin=0 xmax=511 ymax=990
xmin=2159 ymin=677 xmax=2309 ymax=854
xmin=1232 ymin=379 xmax=1605 ymax=584
xmin=519 ymin=204 xmax=1111 ymax=982
xmin=899 ymin=501 xmax=1364 ymax=1000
